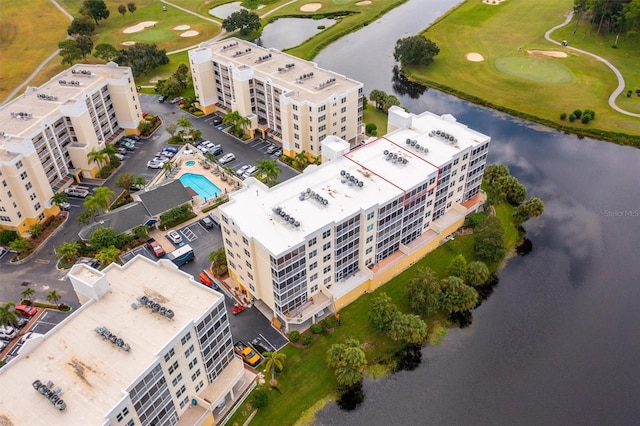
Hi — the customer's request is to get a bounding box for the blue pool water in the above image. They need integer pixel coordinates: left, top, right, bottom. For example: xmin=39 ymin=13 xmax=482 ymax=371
xmin=185 ymin=160 xmax=196 ymax=167
xmin=179 ymin=173 xmax=221 ymax=199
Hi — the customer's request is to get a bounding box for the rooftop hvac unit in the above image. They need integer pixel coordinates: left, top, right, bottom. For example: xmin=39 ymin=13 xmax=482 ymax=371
xmin=294 ymin=221 xmax=300 ymax=227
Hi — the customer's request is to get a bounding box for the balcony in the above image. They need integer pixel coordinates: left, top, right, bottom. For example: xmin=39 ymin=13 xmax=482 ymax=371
xmin=282 ymin=290 xmax=333 ymax=328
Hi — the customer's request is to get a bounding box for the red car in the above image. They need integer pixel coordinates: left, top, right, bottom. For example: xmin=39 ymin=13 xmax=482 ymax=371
xmin=146 ymin=238 xmax=166 ymax=258
xmin=15 ymin=304 xmax=37 ymax=317
xmin=231 ymin=303 xmax=245 ymax=315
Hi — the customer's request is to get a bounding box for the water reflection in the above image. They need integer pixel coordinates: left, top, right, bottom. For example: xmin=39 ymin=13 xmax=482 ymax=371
xmin=257 ymin=18 xmax=336 ymax=51
xmin=208 ymin=2 xmax=245 ymax=19
xmin=391 ymin=66 xmax=427 ymax=99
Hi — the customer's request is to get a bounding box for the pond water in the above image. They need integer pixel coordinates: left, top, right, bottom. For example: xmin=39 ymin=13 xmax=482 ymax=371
xmin=255 ymin=18 xmax=336 ymax=52
xmin=208 ymin=2 xmax=245 ymax=19
xmin=311 ymin=0 xmax=640 ymax=424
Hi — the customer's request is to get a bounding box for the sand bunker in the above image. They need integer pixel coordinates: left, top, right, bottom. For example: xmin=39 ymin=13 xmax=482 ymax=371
xmin=356 ymin=1 xmax=372 ymax=5
xmin=173 ymin=25 xmax=191 ymax=31
xmin=300 ymin=3 xmax=322 ymax=12
xmin=121 ymin=41 xmax=136 ymax=46
xmin=527 ymin=50 xmax=567 ymax=58
xmin=180 ymin=30 xmax=199 ymax=37
xmin=466 ymin=52 xmax=485 ymax=62
xmin=123 ymin=21 xmax=158 ymax=34
xmin=482 ymin=0 xmax=506 ymax=5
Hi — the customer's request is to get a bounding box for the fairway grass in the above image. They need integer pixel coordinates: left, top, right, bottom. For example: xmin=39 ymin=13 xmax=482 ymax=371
xmin=414 ymin=0 xmax=640 ymax=145
xmin=0 ymin=0 xmax=70 ymax=102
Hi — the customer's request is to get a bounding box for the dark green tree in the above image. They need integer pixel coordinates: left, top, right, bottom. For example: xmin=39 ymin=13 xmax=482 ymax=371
xmin=382 ymin=94 xmax=401 ymax=113
xmin=115 ymin=43 xmax=169 ymax=77
xmin=76 ymin=35 xmax=94 ymax=60
xmin=58 ymin=40 xmax=82 ymax=65
xmin=388 ymin=312 xmax=428 ymax=344
xmin=466 ymin=261 xmax=490 ymax=287
xmin=67 ymin=16 xmax=96 ymax=36
xmin=368 ymin=292 xmax=398 ymax=332
xmin=447 ymin=254 xmax=468 ymax=279
xmin=496 ymin=175 xmax=527 ymax=205
xmin=513 ymin=197 xmax=545 ymax=224
xmin=326 ymin=339 xmax=367 ymax=388
xmin=483 ymin=164 xmax=510 ymax=185
xmin=393 ymin=35 xmax=440 ymax=68
xmin=81 ymin=0 xmax=110 ymax=25
xmin=88 ymin=227 xmax=118 ymax=250
xmin=369 ymin=89 xmax=387 ymax=109
xmin=439 ymin=276 xmax=478 ymax=313
xmin=0 ymin=302 xmax=20 ymax=328
xmin=222 ymin=9 xmax=261 ymax=35
xmin=406 ymin=267 xmax=441 ymax=316
xmin=118 ymin=4 xmax=127 ymax=16
xmin=474 ymin=216 xmax=506 ymax=263
xmin=127 ymin=2 xmax=136 ymax=14
xmin=93 ymin=43 xmax=118 ymax=61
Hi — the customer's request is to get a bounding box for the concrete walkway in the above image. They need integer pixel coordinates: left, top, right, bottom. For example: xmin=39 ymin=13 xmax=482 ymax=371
xmin=545 ymin=11 xmax=640 ymax=118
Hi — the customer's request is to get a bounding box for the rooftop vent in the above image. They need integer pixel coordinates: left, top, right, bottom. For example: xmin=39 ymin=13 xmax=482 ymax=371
xmin=278 ymin=63 xmax=296 ymax=73
xmin=36 ymin=93 xmax=58 ymax=101
xmin=255 ymin=53 xmax=272 ymax=63
xmin=296 ymin=72 xmax=314 ymax=83
xmin=71 ymin=69 xmax=92 ymax=76
xmin=232 ymin=48 xmax=252 ymax=57
xmin=221 ymin=41 xmax=239 ymax=51
xmin=10 ymin=112 xmax=33 ymax=120
xmin=137 ymin=295 xmax=174 ymax=319
xmin=94 ymin=326 xmax=131 ymax=351
xmin=315 ymin=77 xmax=337 ymax=90
xmin=58 ymin=80 xmax=81 ymax=86
xmin=32 ymin=380 xmax=66 ymax=411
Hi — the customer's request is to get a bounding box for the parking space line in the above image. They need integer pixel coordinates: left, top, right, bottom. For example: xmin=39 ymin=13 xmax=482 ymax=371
xmin=181 ymin=227 xmax=197 ymax=242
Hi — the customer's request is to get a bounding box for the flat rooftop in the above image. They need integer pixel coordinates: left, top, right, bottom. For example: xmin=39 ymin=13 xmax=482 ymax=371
xmin=0 ymin=256 xmax=223 ymax=424
xmin=0 ymin=63 xmax=132 ymax=139
xmin=220 ymin=110 xmax=488 ymax=256
xmin=194 ymin=38 xmax=362 ymax=104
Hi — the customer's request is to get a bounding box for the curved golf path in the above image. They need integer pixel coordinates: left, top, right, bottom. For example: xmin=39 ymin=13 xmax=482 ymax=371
xmin=545 ymin=12 xmax=640 ymax=118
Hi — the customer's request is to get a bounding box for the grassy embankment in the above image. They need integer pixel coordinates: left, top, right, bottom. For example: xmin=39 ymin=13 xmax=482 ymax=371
xmin=225 ymin=201 xmax=519 ymax=426
xmin=406 ymin=0 xmax=640 ymax=147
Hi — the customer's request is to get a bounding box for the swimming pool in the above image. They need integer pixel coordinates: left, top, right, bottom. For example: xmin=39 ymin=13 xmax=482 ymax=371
xmin=179 ymin=173 xmax=222 ymax=199
xmin=185 ymin=160 xmax=196 ymax=167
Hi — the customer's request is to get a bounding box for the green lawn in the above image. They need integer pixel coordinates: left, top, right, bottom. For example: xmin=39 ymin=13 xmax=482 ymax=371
xmin=363 ymin=104 xmax=388 ymax=136
xmin=411 ymin=0 xmax=640 ymax=146
xmin=226 ymin=203 xmax=519 ymax=426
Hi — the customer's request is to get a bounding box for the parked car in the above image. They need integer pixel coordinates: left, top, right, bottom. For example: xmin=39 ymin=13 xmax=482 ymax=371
xmin=170 ymin=96 xmax=184 ymax=104
xmin=211 ymin=114 xmax=222 ymax=125
xmin=79 ymin=258 xmax=102 ymax=269
xmin=272 ymin=149 xmax=283 ymax=158
xmin=235 ymin=165 xmax=250 ymax=176
xmin=167 ymin=230 xmax=183 ymax=245
xmin=11 ymin=318 xmax=29 ymax=329
xmin=0 ymin=246 xmax=7 ymax=258
xmin=15 ymin=305 xmax=37 ymax=317
xmin=182 ymin=148 xmax=194 ymax=155
xmin=231 ymin=303 xmax=245 ymax=315
xmin=198 ymin=141 xmax=214 ymax=152
xmin=219 ymin=153 xmax=236 ymax=164
xmin=207 ymin=145 xmax=223 ymax=156
xmin=128 ymin=135 xmax=141 ymax=142
xmin=164 ymin=147 xmax=178 ymax=153
xmin=146 ymin=238 xmax=166 ymax=258
xmin=147 ymin=159 xmax=166 ymax=169
xmin=251 ymin=336 xmax=276 ymax=355
xmin=199 ymin=216 xmax=214 ymax=229
xmin=64 ymin=186 xmax=90 ymax=198
xmin=266 ymin=144 xmax=278 ymax=154
xmin=19 ymin=331 xmax=43 ymax=344
xmin=117 ymin=147 xmax=128 ymax=155
xmin=242 ymin=166 xmax=257 ymax=178
xmin=159 ymin=95 xmax=169 ymax=103
xmin=115 ymin=153 xmax=125 ymax=161
xmin=0 ymin=329 xmax=16 ymax=341
xmin=59 ymin=201 xmax=71 ymax=211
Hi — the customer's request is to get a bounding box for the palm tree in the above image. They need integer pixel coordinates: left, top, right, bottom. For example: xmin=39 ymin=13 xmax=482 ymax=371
xmin=87 ymin=148 xmax=107 ymax=168
xmin=255 ymin=158 xmax=281 ymax=187
xmin=177 ymin=117 xmax=193 ymax=140
xmin=101 ymin=144 xmax=117 ymax=162
xmin=209 ymin=248 xmax=227 ymax=276
xmin=222 ymin=111 xmax=241 ymax=134
xmin=134 ymin=176 xmax=146 ymax=189
xmin=115 ymin=172 xmax=135 ymax=196
xmin=92 ymin=186 xmax=115 ymax=213
xmin=222 ymin=111 xmax=251 ymax=137
xmin=46 ymin=290 xmax=61 ymax=305
xmin=21 ymin=287 xmax=36 ymax=303
xmin=234 ymin=114 xmax=251 ymax=138
xmin=95 ymin=245 xmax=121 ymax=266
xmin=50 ymin=192 xmax=68 ymax=207
xmin=56 ymin=240 xmax=80 ymax=263
xmin=263 ymin=351 xmax=287 ymax=386
xmin=292 ymin=151 xmax=310 ymax=170
xmin=9 ymin=238 xmax=31 ymax=259
xmin=0 ymin=301 xmax=20 ymax=328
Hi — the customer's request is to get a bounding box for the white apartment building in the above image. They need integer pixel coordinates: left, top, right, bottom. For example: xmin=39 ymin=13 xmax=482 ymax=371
xmin=217 ymin=107 xmax=490 ymax=331
xmin=0 ymin=63 xmax=142 ymax=235
xmin=0 ymin=256 xmax=251 ymax=426
xmin=189 ymin=38 xmax=364 ymax=158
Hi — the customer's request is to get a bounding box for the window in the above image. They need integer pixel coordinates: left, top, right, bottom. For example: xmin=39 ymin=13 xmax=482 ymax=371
xmin=191 ymin=369 xmax=201 ymax=381
xmin=30 ymin=193 xmax=36 ymax=201
xmin=293 ymin=105 xmax=298 ymax=111
xmin=322 ymin=229 xmax=331 ymax=238
xmin=319 ymin=124 xmax=326 ymax=132
xmin=311 ymin=284 xmax=318 ymax=292
xmin=1 ymin=181 xmax=5 ymax=187
xmin=242 ymin=236 xmax=249 ymax=245
xmin=318 ymin=105 xmax=326 ymax=112
xmin=185 ymin=345 xmax=194 ymax=358
xmin=16 ymin=160 xmax=23 ymax=169
xmin=309 ymin=261 xmax=317 ymax=270
xmin=341 ymin=97 xmax=347 ymax=104
xmin=367 ymin=212 xmax=374 ymax=220
xmin=367 ymin=224 xmax=374 ymax=232
xmin=294 ymin=134 xmax=299 ymax=140
xmin=366 ymin=235 xmax=373 ymax=244
xmin=308 ymin=237 xmax=316 ymax=246
xmin=309 ymin=249 xmax=317 ymax=258
xmin=176 ymin=385 xmax=187 ymax=398
xmin=295 ymin=143 xmax=300 ymax=149
xmin=181 ymin=332 xmax=192 ymax=345
xmin=244 ymin=249 xmax=250 ymax=257
xmin=293 ymin=114 xmax=299 ymax=121
xmin=34 ymin=202 xmax=41 ymax=211
xmin=294 ymin=124 xmax=299 ymax=130
xmin=341 ymin=126 xmax=346 ymax=133
xmin=318 ymin=114 xmax=326 ymax=122
xmin=323 ymin=265 xmax=331 ymax=273
xmin=366 ymin=247 xmax=372 ymax=254
xmin=245 ymin=260 xmax=252 ymax=269
xmin=323 ymin=254 xmax=331 ymax=262
xmin=463 ymin=153 xmax=469 ymax=160
xmin=164 ymin=348 xmax=175 ymax=362
xmin=7 ymin=191 xmax=12 ymax=198
xmin=341 ymin=106 xmax=347 ymax=113
xmin=323 ymin=276 xmax=331 ymax=284
xmin=310 ymin=273 xmax=318 ymax=281
xmin=168 ymin=361 xmax=179 ymax=374
xmin=341 ymin=116 xmax=347 ymax=123
xmin=172 ymin=373 xmax=183 ymax=387
xmin=189 ymin=358 xmax=198 ymax=370
xmin=323 ymin=242 xmax=331 ymax=250
xmin=25 ymin=182 xmax=32 ymax=191
xmin=20 ymin=171 xmax=28 ymax=180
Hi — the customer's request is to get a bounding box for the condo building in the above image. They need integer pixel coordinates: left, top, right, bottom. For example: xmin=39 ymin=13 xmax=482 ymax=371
xmin=0 ymin=63 xmax=142 ymax=235
xmin=0 ymin=255 xmax=250 ymax=426
xmin=217 ymin=107 xmax=490 ymax=331
xmin=189 ymin=38 xmax=364 ymax=158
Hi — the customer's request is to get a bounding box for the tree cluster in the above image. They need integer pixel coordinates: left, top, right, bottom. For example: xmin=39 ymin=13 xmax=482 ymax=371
xmin=222 ymin=9 xmax=261 ymax=35
xmin=369 ymin=89 xmax=400 ymax=113
xmin=326 ymin=338 xmax=367 ymax=388
xmin=393 ymin=35 xmax=440 ymax=69
xmin=80 ymin=0 xmax=110 ymax=25
xmin=118 ymin=2 xmax=137 ymax=17
xmin=369 ymin=293 xmax=428 ymax=344
xmin=155 ymin=64 xmax=191 ymax=97
xmin=574 ymin=0 xmax=640 ymax=37
xmin=114 ymin=43 xmax=169 ymax=77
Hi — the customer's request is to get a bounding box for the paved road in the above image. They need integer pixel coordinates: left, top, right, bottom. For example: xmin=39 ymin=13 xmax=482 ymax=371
xmin=545 ymin=11 xmax=640 ymax=118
